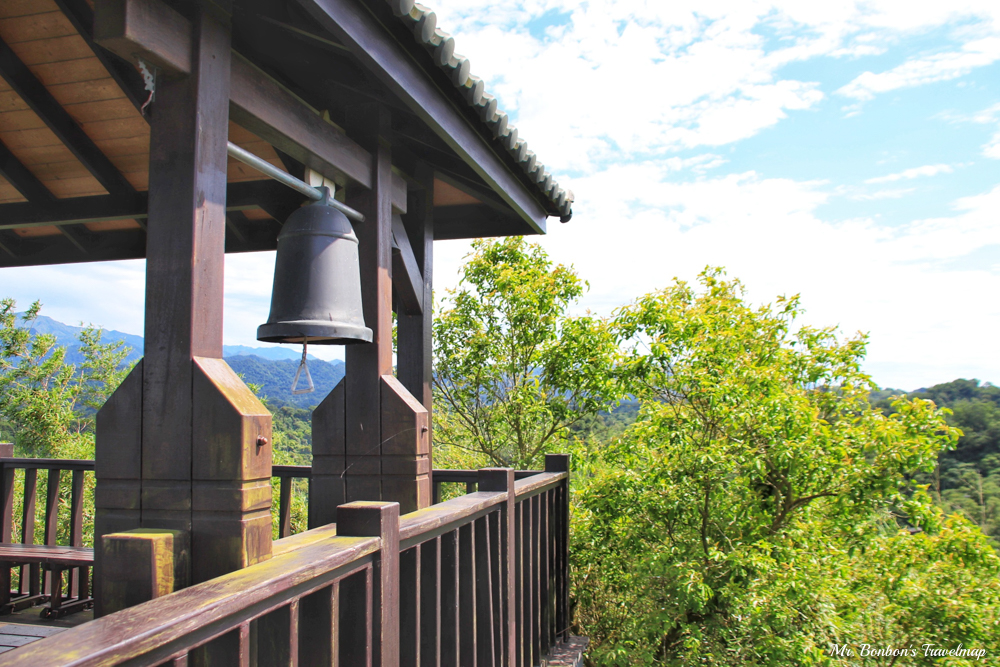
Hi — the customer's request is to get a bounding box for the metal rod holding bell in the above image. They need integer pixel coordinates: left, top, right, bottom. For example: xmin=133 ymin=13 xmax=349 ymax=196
xmin=225 ymin=142 xmax=365 ymax=223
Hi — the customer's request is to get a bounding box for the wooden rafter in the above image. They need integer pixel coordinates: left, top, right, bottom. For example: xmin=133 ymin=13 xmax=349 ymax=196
xmin=0 ymin=36 xmax=137 ymax=199
xmin=0 ymin=139 xmax=55 ymax=204
xmin=52 ymin=0 xmax=149 ymax=113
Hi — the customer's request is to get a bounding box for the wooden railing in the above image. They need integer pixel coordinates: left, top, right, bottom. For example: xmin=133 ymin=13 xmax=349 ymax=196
xmin=0 ymin=458 xmax=94 ymax=606
xmin=2 ymin=455 xmax=571 ymax=666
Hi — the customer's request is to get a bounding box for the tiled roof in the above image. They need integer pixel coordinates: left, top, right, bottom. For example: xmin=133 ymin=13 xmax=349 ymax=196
xmin=384 ymin=0 xmax=574 ymax=222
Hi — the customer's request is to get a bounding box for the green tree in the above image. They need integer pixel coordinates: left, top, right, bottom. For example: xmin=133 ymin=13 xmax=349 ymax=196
xmin=572 ymin=270 xmax=996 ymax=665
xmin=0 ymin=298 xmax=131 ymax=458
xmin=432 ymin=238 xmax=619 ymax=469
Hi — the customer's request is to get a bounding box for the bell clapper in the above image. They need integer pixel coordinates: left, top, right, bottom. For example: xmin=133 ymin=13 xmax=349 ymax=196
xmin=291 ymin=338 xmax=315 ymax=395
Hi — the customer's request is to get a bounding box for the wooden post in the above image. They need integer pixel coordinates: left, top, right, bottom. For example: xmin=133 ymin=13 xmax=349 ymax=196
xmin=98 ymin=528 xmax=190 ymax=616
xmin=480 ymin=468 xmax=516 ymax=666
xmin=338 ymin=501 xmax=401 ymax=667
xmin=94 ymin=2 xmax=271 ymax=612
xmin=344 ymin=105 xmax=393 ymax=505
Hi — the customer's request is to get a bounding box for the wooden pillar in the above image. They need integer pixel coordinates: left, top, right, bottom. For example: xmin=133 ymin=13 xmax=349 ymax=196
xmin=344 ymin=104 xmax=393 ymax=504
xmin=95 ymin=4 xmax=271 ymax=612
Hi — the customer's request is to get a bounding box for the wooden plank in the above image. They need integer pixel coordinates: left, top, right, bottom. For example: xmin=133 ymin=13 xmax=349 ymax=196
xmin=5 ymin=35 xmax=92 ymax=67
xmin=0 ymin=11 xmax=76 ymax=44
xmin=297 ymin=0 xmax=548 ymax=233
xmin=480 ymin=469 xmax=516 ymax=666
xmin=299 ymin=583 xmax=337 ymax=667
xmin=0 ymin=35 xmax=135 ymax=197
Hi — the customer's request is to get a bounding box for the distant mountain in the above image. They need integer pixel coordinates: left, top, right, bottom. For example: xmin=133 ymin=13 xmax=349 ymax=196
xmin=226 ymin=355 xmax=345 ymax=408
xmin=22 ymin=315 xmax=342 ymax=408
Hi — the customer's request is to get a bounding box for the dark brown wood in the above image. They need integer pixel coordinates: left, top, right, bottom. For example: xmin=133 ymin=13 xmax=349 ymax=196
xmin=391 ymin=213 xmax=423 ymax=316
xmin=0 ymin=139 xmax=55 ymax=204
xmin=0 ymin=465 xmax=13 ymax=544
xmin=397 ymin=165 xmax=434 ymax=448
xmin=530 ymin=495 xmax=540 ymax=664
xmin=399 ymin=545 xmax=419 ymax=667
xmin=311 ymin=379 xmax=346 ymax=527
xmin=279 ymin=476 xmax=293 ymax=539
xmin=440 ymin=530 xmax=459 ymax=667
xmin=479 ymin=468 xmax=516 ymax=667
xmin=514 ymin=501 xmax=523 ymax=667
xmin=297 ymin=0 xmax=549 ymax=233
xmin=53 ymin=0 xmax=149 ymax=113
xmin=345 ymin=104 xmax=393 ymax=505
xmin=458 ymin=521 xmax=476 ymax=667
xmin=340 ymin=566 xmax=374 ymax=667
xmin=539 ymin=490 xmax=551 ymax=655
xmin=474 ymin=516 xmax=496 ymax=667
xmin=69 ymin=469 xmax=85 ymax=597
xmin=419 ymin=536 xmax=440 ymax=667
xmin=230 ymin=54 xmax=372 ymax=190
xmin=94 ymin=0 xmax=374 ymax=189
xmin=337 ymin=501 xmax=400 ymax=667
xmin=0 ymin=35 xmax=136 ymax=199
xmin=254 ymin=603 xmax=294 ymax=666
xmin=299 ymin=583 xmax=337 ymax=667
xmin=19 ymin=468 xmax=38 ymax=597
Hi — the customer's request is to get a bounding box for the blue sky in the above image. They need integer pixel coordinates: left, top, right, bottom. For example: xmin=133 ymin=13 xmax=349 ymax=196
xmin=2 ymin=0 xmax=998 ymax=390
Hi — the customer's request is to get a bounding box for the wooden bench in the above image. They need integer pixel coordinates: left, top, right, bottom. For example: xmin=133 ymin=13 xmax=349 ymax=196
xmin=0 ymin=544 xmax=94 ymax=618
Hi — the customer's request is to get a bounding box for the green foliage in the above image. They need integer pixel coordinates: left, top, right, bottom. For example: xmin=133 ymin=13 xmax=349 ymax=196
xmin=874 ymin=379 xmax=1000 ymax=543
xmin=432 ymin=238 xmax=619 ymax=469
xmin=0 ymin=298 xmax=131 ymax=458
xmin=572 ymin=270 xmax=992 ymax=665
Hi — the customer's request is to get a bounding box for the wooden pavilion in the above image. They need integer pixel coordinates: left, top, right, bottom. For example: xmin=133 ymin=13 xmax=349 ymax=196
xmin=0 ymin=0 xmax=578 ymax=663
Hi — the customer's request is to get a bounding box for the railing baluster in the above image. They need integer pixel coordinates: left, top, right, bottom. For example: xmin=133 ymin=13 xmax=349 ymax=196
xmin=490 ymin=511 xmax=504 ymax=664
xmin=530 ymin=494 xmax=540 ymax=664
xmin=420 ymin=536 xmax=441 ymax=667
xmin=432 ymin=481 xmax=441 ymax=505
xmin=299 ymin=582 xmax=337 ymax=667
xmin=400 ymin=546 xmax=420 ymax=667
xmin=44 ymin=468 xmax=61 ymax=598
xmin=540 ymin=490 xmax=551 ymax=653
xmin=1 ymin=462 xmax=14 ymax=542
xmin=546 ymin=454 xmax=571 ymax=644
xmin=20 ymin=468 xmax=38 ymax=596
xmin=478 ymin=468 xmax=516 ymax=667
xmin=279 ymin=475 xmax=293 ymax=539
xmin=514 ymin=500 xmax=523 ymax=667
xmin=239 ymin=621 xmax=251 ymax=667
xmin=458 ymin=521 xmax=476 ymax=667
xmin=440 ymin=530 xmax=459 ymax=667
xmin=69 ymin=469 xmax=84 ymax=598
xmin=474 ymin=515 xmax=495 ymax=667
xmin=465 ymin=481 xmax=477 ymax=495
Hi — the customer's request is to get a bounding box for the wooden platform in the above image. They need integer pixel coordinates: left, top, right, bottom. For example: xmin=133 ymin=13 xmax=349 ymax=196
xmin=0 ymin=612 xmax=93 ymax=655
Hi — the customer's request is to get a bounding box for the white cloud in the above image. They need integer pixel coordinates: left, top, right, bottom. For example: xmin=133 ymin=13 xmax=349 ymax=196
xmin=851 ymin=187 xmax=915 ymax=200
xmin=837 ymin=37 xmax=1000 ymax=101
xmin=865 ymin=163 xmax=954 ymax=183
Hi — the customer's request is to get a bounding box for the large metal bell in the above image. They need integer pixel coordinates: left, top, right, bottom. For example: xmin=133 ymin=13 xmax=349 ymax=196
xmin=257 ymin=188 xmax=372 ymax=345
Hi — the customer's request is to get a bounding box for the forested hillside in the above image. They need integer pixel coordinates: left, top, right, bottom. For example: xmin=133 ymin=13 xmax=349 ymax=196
xmin=873 ymin=379 xmax=1000 ymax=541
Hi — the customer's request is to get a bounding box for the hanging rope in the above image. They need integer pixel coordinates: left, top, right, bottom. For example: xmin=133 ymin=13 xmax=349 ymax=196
xmin=291 ymin=338 xmax=315 ymax=394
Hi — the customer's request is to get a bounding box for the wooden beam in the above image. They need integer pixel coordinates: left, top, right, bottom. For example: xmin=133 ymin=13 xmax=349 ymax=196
xmin=296 ymin=0 xmax=548 ymax=234
xmin=391 ymin=213 xmax=422 ymax=316
xmin=94 ymin=0 xmax=373 ymax=189
xmin=397 ymin=166 xmax=434 ymax=419
xmin=432 ymin=203 xmax=532 ymax=241
xmin=0 ymin=181 xmax=299 ymax=231
xmin=0 ymin=37 xmax=136 ymax=200
xmin=0 ymin=140 xmax=54 ymax=204
xmin=54 ymin=0 xmax=149 ymax=113
xmin=0 ymin=228 xmax=146 ymax=268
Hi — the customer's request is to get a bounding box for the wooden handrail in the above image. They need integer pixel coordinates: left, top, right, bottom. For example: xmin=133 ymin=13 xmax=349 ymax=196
xmin=0 ymin=457 xmax=572 ymax=665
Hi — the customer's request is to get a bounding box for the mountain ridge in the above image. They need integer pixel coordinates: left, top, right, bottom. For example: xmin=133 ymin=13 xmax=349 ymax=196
xmin=25 ymin=315 xmax=343 ymax=408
